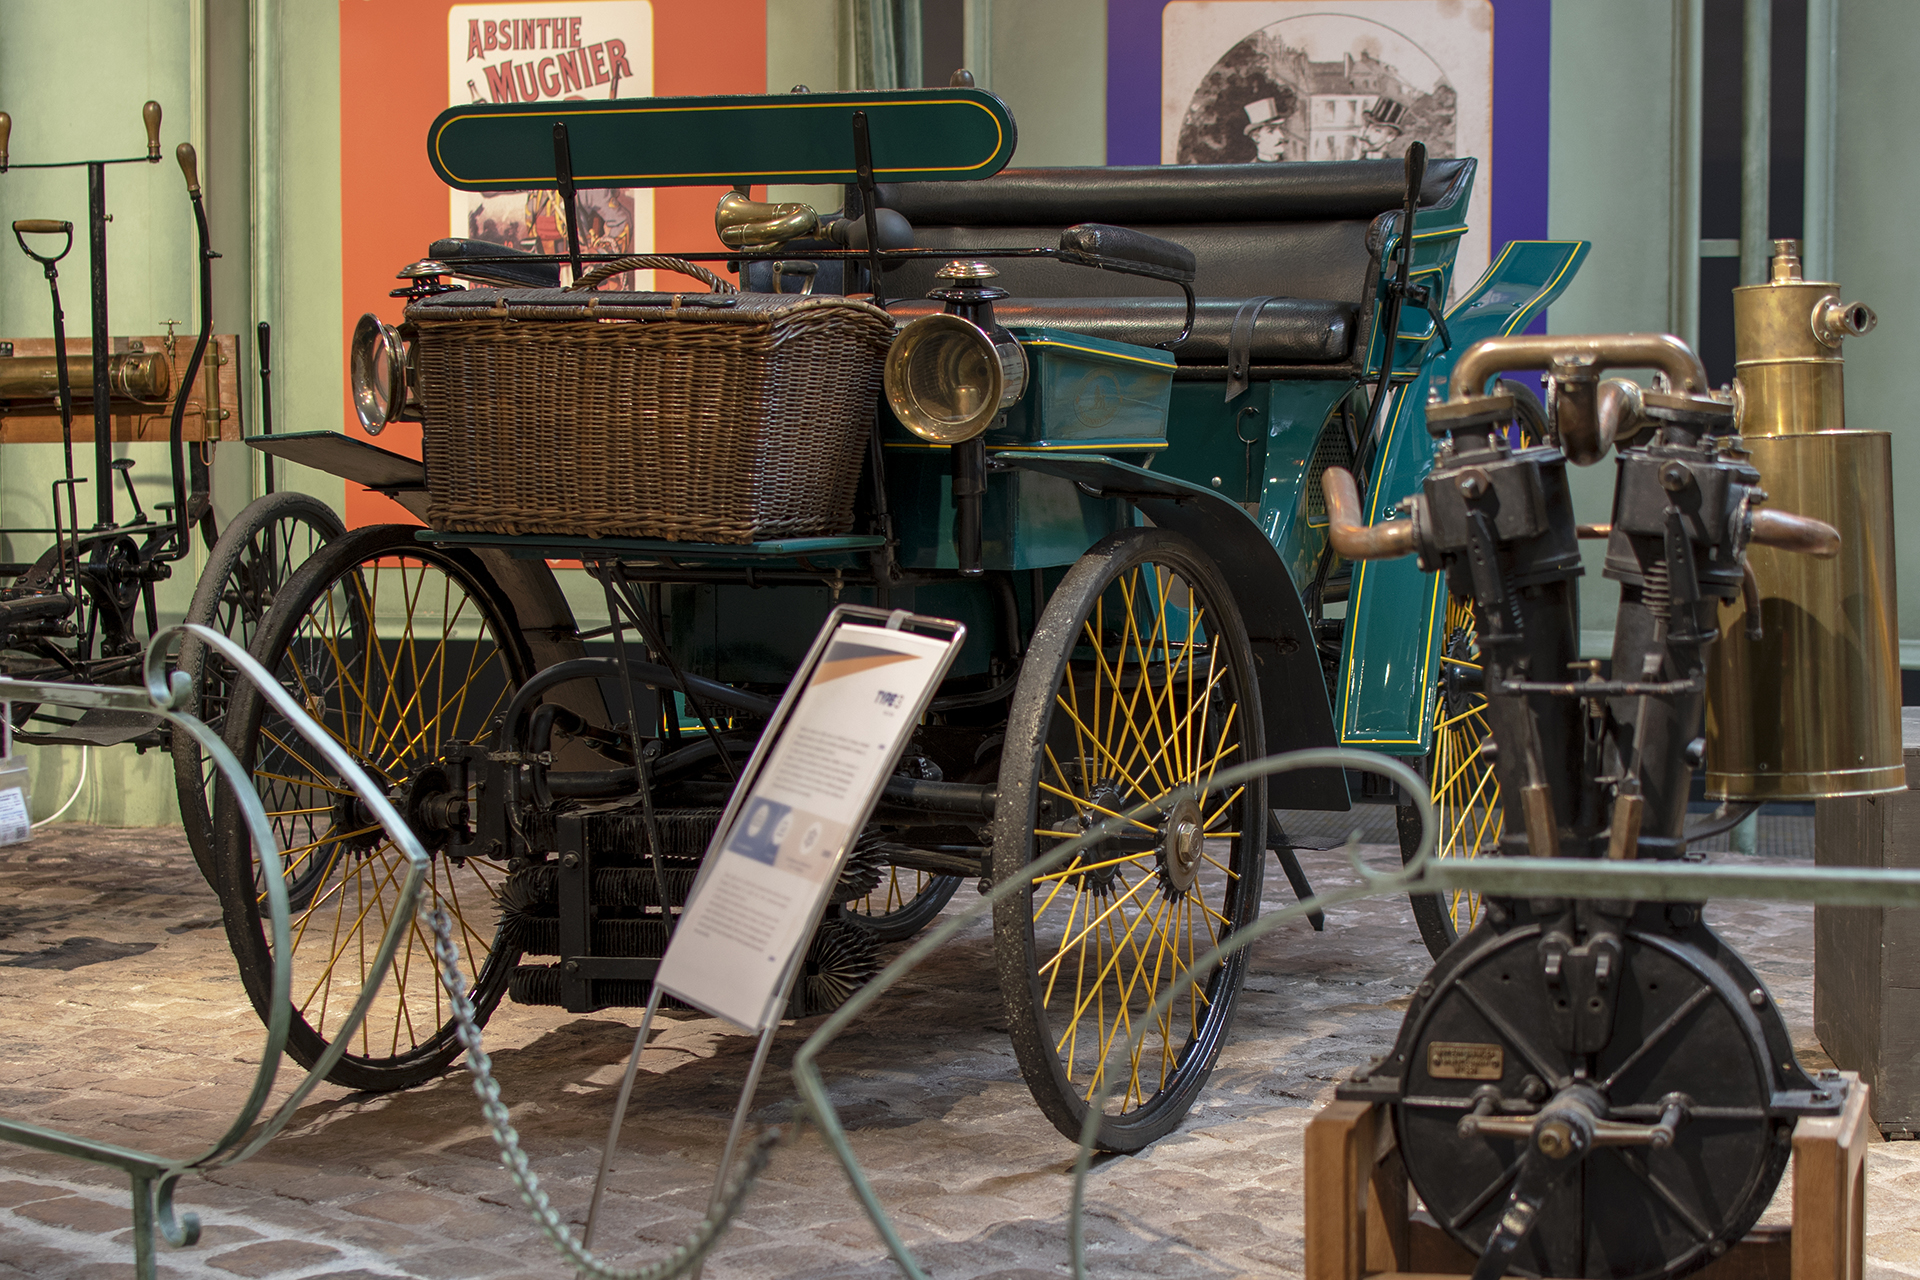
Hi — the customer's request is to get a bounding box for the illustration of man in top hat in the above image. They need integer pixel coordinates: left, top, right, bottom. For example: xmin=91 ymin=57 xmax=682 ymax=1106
xmin=1243 ymin=95 xmax=1294 ymax=162
xmin=1359 ymin=96 xmax=1409 ymax=159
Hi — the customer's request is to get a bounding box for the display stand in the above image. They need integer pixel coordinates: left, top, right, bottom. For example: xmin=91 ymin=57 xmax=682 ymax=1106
xmin=1304 ymin=1074 xmax=1870 ymax=1280
xmin=581 ymin=605 xmax=965 ymax=1251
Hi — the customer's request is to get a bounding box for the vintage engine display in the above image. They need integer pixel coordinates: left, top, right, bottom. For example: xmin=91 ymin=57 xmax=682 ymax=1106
xmin=1324 ymin=333 xmax=1849 ymax=1280
xmin=1707 ymin=239 xmax=1901 ymax=799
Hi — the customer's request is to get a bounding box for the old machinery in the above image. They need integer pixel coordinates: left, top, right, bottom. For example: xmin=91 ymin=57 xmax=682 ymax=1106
xmin=1707 ymin=238 xmax=1901 ymax=799
xmin=1325 ymin=330 xmax=1847 ymax=1279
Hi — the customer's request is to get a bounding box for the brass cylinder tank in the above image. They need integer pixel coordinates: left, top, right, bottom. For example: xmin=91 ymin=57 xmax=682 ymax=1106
xmin=1706 ymin=240 xmax=1903 ymax=799
xmin=0 ymin=350 xmax=171 ymax=404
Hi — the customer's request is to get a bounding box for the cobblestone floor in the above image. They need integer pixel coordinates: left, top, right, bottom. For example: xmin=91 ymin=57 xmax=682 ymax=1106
xmin=0 ymin=816 xmax=1914 ymax=1279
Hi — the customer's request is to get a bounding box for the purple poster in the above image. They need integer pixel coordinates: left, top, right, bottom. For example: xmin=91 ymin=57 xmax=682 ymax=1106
xmin=1107 ymin=0 xmax=1551 ymax=292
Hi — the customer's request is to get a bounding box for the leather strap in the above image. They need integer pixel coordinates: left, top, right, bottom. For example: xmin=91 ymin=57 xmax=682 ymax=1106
xmin=1226 ymin=296 xmax=1276 ymax=402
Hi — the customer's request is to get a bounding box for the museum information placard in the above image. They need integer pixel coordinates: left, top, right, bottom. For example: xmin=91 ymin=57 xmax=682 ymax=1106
xmin=656 ymin=618 xmax=961 ymax=1031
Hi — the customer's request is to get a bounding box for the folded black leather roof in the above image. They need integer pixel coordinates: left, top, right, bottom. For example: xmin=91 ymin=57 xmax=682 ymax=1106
xmin=874 ymin=158 xmax=1471 ymax=226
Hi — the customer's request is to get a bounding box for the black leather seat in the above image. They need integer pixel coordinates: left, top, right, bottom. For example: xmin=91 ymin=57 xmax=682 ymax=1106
xmin=863 ymin=158 xmax=1473 ymax=372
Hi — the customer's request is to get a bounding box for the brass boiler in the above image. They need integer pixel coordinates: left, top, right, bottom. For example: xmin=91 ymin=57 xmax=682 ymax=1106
xmin=1706 ymin=239 xmax=1902 ymax=798
xmin=0 ymin=350 xmax=170 ymax=405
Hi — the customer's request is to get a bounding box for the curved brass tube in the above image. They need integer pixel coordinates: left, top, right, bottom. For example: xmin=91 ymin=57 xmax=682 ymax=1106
xmin=1594 ymin=376 xmax=1649 ymax=453
xmin=1749 ymin=507 xmax=1841 ymax=558
xmin=714 ymin=191 xmax=820 ymax=248
xmin=1324 ymin=467 xmax=1416 ymax=561
xmin=1446 ymin=333 xmax=1710 ymax=401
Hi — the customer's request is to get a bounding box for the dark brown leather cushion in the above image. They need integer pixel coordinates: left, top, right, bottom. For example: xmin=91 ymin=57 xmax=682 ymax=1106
xmin=860 ymin=159 xmax=1469 ymax=365
xmin=887 ymin=295 xmax=1355 ymax=365
xmin=884 ymin=221 xmax=1374 ymax=311
xmin=875 ymin=159 xmax=1471 ymax=226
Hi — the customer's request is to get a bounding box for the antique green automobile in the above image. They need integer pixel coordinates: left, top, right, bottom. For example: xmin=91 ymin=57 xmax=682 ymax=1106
xmin=213 ymin=87 xmax=1586 ymax=1152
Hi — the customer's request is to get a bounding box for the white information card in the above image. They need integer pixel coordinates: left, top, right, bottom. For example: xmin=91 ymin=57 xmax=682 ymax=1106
xmin=655 ymin=612 xmax=962 ymax=1031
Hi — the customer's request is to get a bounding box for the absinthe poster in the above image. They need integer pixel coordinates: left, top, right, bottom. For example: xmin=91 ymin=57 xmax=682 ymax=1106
xmin=447 ymin=2 xmax=655 ymax=288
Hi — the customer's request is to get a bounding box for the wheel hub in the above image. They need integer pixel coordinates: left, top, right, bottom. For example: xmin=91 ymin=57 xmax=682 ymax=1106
xmin=1158 ymin=797 xmax=1205 ymax=894
xmin=1440 ymin=628 xmax=1480 ymax=717
xmin=392 ymin=760 xmax=470 ymax=854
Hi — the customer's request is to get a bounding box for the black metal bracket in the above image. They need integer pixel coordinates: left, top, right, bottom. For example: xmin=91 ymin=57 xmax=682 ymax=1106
xmin=551 ymin=122 xmax=584 ymax=284
xmin=850 ymin=110 xmax=886 ymax=309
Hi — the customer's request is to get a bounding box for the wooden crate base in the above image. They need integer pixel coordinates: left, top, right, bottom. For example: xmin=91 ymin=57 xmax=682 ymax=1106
xmin=1305 ymin=1074 xmax=1868 ymax=1280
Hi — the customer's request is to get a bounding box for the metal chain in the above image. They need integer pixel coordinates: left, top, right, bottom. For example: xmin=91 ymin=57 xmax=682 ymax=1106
xmin=425 ymin=908 xmax=784 ymax=1279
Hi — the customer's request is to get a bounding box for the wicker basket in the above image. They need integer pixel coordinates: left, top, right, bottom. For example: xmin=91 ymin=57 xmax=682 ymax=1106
xmin=407 ymin=287 xmax=894 ymax=543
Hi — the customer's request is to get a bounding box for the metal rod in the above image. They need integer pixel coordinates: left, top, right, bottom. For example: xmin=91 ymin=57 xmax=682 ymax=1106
xmin=1740 ymin=0 xmax=1773 ymax=286
xmin=256 ymin=321 xmax=274 ymax=493
xmin=1670 ymin=0 xmax=1704 ymax=345
xmin=552 ymin=122 xmax=583 ymax=284
xmin=851 ymin=111 xmax=886 ymax=308
xmin=710 ymin=1022 xmax=781 ymax=1213
xmin=88 ymin=161 xmax=112 ymax=527
xmin=583 ymin=989 xmax=662 ymax=1248
xmin=1803 ymin=0 xmax=1838 ymax=280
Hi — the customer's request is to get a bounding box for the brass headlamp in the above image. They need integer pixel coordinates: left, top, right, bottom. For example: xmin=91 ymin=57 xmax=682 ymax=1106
xmin=349 ymin=312 xmax=408 ymax=435
xmin=883 ymin=262 xmax=1028 ymax=444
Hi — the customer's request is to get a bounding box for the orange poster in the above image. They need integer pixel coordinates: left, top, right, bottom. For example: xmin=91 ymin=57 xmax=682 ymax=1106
xmin=338 ymin=0 xmax=766 ymax=527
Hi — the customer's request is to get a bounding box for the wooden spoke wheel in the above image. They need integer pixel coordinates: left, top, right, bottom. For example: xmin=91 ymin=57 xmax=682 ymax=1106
xmin=175 ymin=492 xmax=345 ymax=885
xmin=992 ymin=528 xmax=1266 ymax=1152
xmin=212 ymin=525 xmax=529 ymax=1092
xmin=1398 ymin=591 xmax=1499 ymax=959
xmin=843 ymin=869 xmax=962 ymax=943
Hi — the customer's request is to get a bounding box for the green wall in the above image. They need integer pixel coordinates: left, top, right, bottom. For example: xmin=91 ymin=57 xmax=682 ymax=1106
xmin=0 ymin=0 xmax=342 ymax=825
xmin=1833 ymin=0 xmax=1918 ymax=647
xmin=1544 ymin=0 xmax=1691 ymax=654
xmin=0 ymin=0 xmax=200 ymax=825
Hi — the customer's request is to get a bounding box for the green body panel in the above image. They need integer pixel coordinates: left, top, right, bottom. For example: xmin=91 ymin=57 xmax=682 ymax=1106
xmin=990 ymin=327 xmax=1174 ymax=450
xmin=427 ymin=89 xmax=1017 ymax=190
xmin=1331 ymin=364 xmax=1446 ymax=752
xmin=667 ymin=579 xmax=1001 ymax=684
xmin=1156 ymin=381 xmax=1270 ymax=505
xmin=1153 ymin=380 xmax=1358 ymax=595
xmin=886 ymin=327 xmax=1168 ymax=571
xmin=1254 ymin=381 xmax=1364 ymax=593
xmin=1334 ymin=239 xmax=1594 ymax=752
xmin=884 ymin=451 xmax=1139 ymax=572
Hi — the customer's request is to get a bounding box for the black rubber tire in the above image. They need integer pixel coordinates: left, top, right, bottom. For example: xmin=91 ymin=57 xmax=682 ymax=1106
xmin=843 ymin=871 xmax=963 ymax=943
xmin=991 ymin=527 xmax=1266 ymax=1152
xmin=174 ymin=492 xmax=344 ymax=886
xmin=212 ymin=524 xmax=529 ymax=1092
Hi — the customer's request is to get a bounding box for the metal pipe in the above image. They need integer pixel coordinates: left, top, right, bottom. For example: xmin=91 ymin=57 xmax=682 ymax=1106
xmin=1747 ymin=506 xmax=1840 ymax=558
xmin=0 ymin=352 xmax=170 ymax=404
xmin=1803 ymin=0 xmax=1837 ymax=280
xmin=1323 ymin=466 xmax=1415 ymax=561
xmin=1740 ymin=0 xmax=1772 ymax=286
xmin=87 ymin=162 xmax=112 ymax=527
xmin=1670 ymin=0 xmax=1704 ymax=345
xmin=1446 ymin=333 xmax=1709 ymax=401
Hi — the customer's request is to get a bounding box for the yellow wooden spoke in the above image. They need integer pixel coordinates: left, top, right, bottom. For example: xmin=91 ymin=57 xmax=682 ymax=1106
xmin=1031 ymin=848 xmax=1162 ymax=883
xmin=1036 ymin=868 xmax=1164 ymax=979
xmin=1037 ymin=780 xmax=1157 ymax=832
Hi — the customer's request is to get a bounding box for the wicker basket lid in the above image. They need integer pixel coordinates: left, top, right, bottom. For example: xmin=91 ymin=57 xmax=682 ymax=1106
xmin=405 ymin=287 xmax=894 ymax=328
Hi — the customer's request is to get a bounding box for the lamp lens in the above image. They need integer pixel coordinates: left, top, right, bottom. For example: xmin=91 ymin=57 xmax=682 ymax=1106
xmin=907 ymin=326 xmax=994 ymax=428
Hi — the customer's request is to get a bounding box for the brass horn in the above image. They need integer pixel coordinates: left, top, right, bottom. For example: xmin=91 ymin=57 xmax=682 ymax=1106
xmin=713 ymin=191 xmax=819 ymax=249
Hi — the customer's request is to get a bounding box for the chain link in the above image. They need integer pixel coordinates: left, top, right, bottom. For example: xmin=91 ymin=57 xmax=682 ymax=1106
xmin=425 ymin=908 xmax=784 ymax=1279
